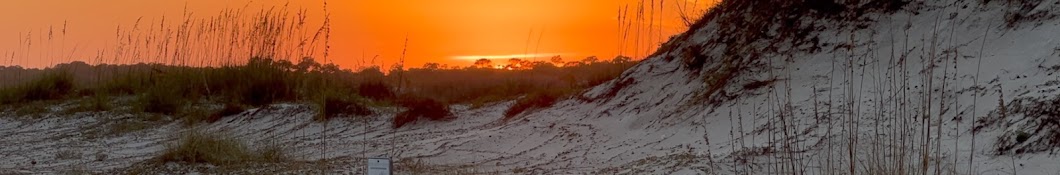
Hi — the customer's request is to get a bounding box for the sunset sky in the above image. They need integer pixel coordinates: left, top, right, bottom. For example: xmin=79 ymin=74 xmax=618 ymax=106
xmin=0 ymin=0 xmax=715 ymax=69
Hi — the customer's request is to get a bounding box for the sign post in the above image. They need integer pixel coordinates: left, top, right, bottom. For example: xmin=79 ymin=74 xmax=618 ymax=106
xmin=367 ymin=157 xmax=392 ymax=175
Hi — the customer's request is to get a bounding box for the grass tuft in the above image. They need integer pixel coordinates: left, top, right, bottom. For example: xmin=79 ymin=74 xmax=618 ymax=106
xmin=65 ymin=94 xmax=111 ymax=114
xmin=318 ymin=95 xmax=373 ymax=120
xmin=156 ymin=130 xmax=288 ymax=165
xmin=357 ymin=79 xmax=394 ymax=101
xmin=504 ymin=90 xmax=564 ymax=121
xmin=0 ymin=71 xmax=76 ymax=104
xmin=180 ymin=103 xmax=248 ymax=125
xmin=157 ymin=131 xmax=252 ymax=165
xmin=393 ymin=96 xmax=452 ymax=128
xmin=135 ymin=85 xmax=185 ymax=115
xmin=210 ymin=103 xmax=247 ymax=122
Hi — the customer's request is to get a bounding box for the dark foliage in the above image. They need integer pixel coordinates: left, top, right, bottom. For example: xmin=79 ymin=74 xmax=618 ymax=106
xmin=0 ymin=71 xmax=76 ymax=104
xmin=682 ymin=44 xmax=708 ymax=70
xmin=207 ymin=103 xmax=247 ymax=123
xmin=581 ymin=77 xmax=636 ymax=103
xmin=156 ymin=131 xmax=250 ymax=165
xmin=393 ymin=96 xmax=452 ymax=128
xmin=137 ymin=85 xmax=185 ymax=115
xmin=398 ymin=56 xmax=636 ymax=105
xmin=357 ymin=81 xmax=394 ymax=101
xmin=230 ymin=57 xmax=299 ymax=106
xmin=2 ymin=54 xmax=637 ymax=131
xmin=320 ymin=96 xmax=374 ymax=120
xmin=504 ymin=91 xmax=562 ymax=120
xmin=67 ymin=94 xmax=112 ymax=113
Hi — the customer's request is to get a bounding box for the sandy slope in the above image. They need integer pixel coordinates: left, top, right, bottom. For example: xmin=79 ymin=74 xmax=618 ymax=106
xmin=4 ymin=0 xmax=1060 ymax=174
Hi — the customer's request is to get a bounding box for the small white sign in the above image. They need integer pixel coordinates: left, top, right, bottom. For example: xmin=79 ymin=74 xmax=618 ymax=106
xmin=367 ymin=157 xmax=392 ymax=175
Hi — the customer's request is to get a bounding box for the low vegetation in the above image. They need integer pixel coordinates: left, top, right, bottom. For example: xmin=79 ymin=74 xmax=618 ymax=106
xmin=398 ymin=159 xmax=486 ymax=175
xmin=1 ymin=55 xmax=636 ymax=122
xmin=211 ymin=103 xmax=248 ymax=122
xmin=0 ymin=71 xmax=75 ymax=104
xmin=68 ymin=94 xmax=112 ymax=113
xmin=179 ymin=103 xmax=248 ymax=125
xmin=400 ymin=56 xmax=636 ymax=105
xmin=156 ymin=130 xmax=286 ymax=165
xmin=504 ymin=90 xmax=565 ymax=121
xmin=393 ymin=96 xmax=453 ymax=128
xmin=318 ymin=95 xmax=373 ymax=120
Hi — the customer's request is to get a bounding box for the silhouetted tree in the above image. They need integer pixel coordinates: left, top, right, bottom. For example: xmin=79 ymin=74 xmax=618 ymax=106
xmin=320 ymin=63 xmax=342 ymax=74
xmin=359 ymin=66 xmax=385 ymax=81
xmin=295 ymin=57 xmax=320 ymax=73
xmin=563 ymin=61 xmax=586 ymax=67
xmin=423 ymin=62 xmax=441 ymax=70
xmin=582 ymin=56 xmax=599 ymax=64
xmin=506 ymin=58 xmax=525 ymax=70
xmin=474 ymin=59 xmax=493 ymax=68
xmin=388 ymin=64 xmax=405 ymax=75
xmin=525 ymin=61 xmax=554 ymax=70
xmin=611 ymin=55 xmax=632 ymax=64
xmin=550 ymin=55 xmax=564 ymax=65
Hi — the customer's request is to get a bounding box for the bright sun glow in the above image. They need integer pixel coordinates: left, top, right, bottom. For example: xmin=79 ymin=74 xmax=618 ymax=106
xmin=451 ymin=53 xmax=567 ymax=60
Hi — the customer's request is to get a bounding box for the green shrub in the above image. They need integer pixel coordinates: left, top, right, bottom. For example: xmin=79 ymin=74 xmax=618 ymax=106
xmin=392 ymin=113 xmax=417 ymax=129
xmin=205 ymin=58 xmax=299 ymax=106
xmin=211 ymin=103 xmax=247 ymax=121
xmin=357 ymin=80 xmax=394 ymax=101
xmin=24 ymin=71 xmax=76 ymax=101
xmin=136 ymin=85 xmax=185 ymax=115
xmin=239 ymin=73 xmax=294 ymax=106
xmin=393 ymin=96 xmax=452 ymax=128
xmin=396 ymin=56 xmax=637 ymax=105
xmin=504 ymin=90 xmax=563 ymax=120
xmin=318 ymin=95 xmax=373 ymax=120
xmin=98 ymin=70 xmax=157 ymax=95
xmin=157 ymin=131 xmax=252 ymax=165
xmin=66 ymin=94 xmax=111 ymax=113
xmin=14 ymin=103 xmax=51 ymax=118
xmin=181 ymin=103 xmax=247 ymax=125
xmin=157 ymin=130 xmax=288 ymax=165
xmin=0 ymin=71 xmax=76 ymax=104
xmin=257 ymin=143 xmax=287 ymax=163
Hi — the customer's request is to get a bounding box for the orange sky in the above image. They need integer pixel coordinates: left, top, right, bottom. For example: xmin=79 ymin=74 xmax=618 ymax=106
xmin=0 ymin=0 xmax=715 ymax=69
